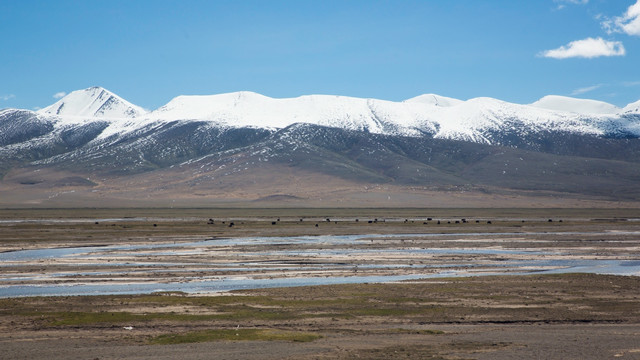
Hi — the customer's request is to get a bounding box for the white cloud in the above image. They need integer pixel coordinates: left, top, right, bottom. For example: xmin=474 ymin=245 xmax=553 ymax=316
xmin=615 ymin=0 xmax=640 ymax=36
xmin=1 ymin=94 xmax=16 ymax=101
xmin=539 ymin=37 xmax=625 ymax=59
xmin=602 ymin=0 xmax=640 ymax=36
xmin=571 ymin=84 xmax=602 ymax=95
xmin=53 ymin=92 xmax=67 ymax=99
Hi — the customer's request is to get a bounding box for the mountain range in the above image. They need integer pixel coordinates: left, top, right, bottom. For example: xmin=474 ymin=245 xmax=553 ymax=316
xmin=1 ymin=86 xmax=640 ymax=207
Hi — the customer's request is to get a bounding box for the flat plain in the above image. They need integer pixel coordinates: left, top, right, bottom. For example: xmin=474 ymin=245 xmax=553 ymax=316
xmin=1 ymin=208 xmax=639 ymax=359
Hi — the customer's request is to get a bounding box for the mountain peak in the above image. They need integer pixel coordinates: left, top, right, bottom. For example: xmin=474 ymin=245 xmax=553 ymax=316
xmin=530 ymin=95 xmax=620 ymax=115
xmin=403 ymin=94 xmax=463 ymax=107
xmin=38 ymin=87 xmax=146 ymax=119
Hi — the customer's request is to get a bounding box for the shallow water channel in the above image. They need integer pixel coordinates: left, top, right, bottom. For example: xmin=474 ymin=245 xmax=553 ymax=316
xmin=1 ymin=232 xmax=639 ymax=297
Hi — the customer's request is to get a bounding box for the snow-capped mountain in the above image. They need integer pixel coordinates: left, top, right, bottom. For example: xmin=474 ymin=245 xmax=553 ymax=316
xmin=150 ymin=91 xmax=426 ymax=136
xmin=22 ymin=86 xmax=640 ymax=145
xmin=145 ymin=90 xmax=640 ymax=143
xmin=2 ymin=86 xmax=640 ymax=205
xmin=38 ymin=87 xmax=146 ymax=119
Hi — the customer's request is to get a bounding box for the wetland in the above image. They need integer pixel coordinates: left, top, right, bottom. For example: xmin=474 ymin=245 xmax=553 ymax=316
xmin=1 ymin=208 xmax=640 ymax=359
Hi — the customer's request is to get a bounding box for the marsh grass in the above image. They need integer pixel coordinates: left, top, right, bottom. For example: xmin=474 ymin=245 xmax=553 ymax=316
xmin=43 ymin=308 xmax=301 ymax=326
xmin=48 ymin=311 xmax=217 ymax=326
xmin=150 ymin=328 xmax=321 ymax=344
xmin=2 ymin=274 xmax=638 ymax=332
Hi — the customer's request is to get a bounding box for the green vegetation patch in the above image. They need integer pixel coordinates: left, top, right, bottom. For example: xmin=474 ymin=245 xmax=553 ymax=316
xmin=44 ymin=308 xmax=299 ymax=326
xmin=47 ymin=311 xmax=216 ymax=326
xmin=150 ymin=328 xmax=321 ymax=345
xmin=4 ymin=273 xmax=638 ymax=329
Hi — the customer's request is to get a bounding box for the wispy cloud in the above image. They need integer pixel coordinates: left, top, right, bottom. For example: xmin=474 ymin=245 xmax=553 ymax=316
xmin=622 ymin=80 xmax=640 ymax=87
xmin=53 ymin=92 xmax=67 ymax=99
xmin=561 ymin=0 xmax=588 ymax=3
xmin=602 ymin=0 xmax=640 ymax=36
xmin=539 ymin=37 xmax=625 ymax=59
xmin=1 ymin=94 xmax=16 ymax=101
xmin=554 ymin=0 xmax=588 ymax=10
xmin=571 ymin=84 xmax=602 ymax=95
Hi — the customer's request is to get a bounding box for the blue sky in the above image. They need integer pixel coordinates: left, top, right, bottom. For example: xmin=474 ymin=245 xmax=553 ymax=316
xmin=1 ymin=0 xmax=640 ymax=110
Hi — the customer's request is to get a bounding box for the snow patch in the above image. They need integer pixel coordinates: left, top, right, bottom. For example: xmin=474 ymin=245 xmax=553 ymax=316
xmin=28 ymin=87 xmax=640 ymax=143
xmin=530 ymin=95 xmax=620 ymax=115
xmin=403 ymin=94 xmax=463 ymax=107
xmin=622 ymin=99 xmax=640 ymax=114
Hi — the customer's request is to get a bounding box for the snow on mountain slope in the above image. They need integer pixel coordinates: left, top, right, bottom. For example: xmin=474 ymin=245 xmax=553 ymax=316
xmin=150 ymin=91 xmax=428 ymax=136
xmin=30 ymin=87 xmax=640 ymax=145
xmin=530 ymin=95 xmax=620 ymax=115
xmin=623 ymin=99 xmax=640 ymax=114
xmin=33 ymin=87 xmax=157 ymax=142
xmin=148 ymin=92 xmax=637 ymax=143
xmin=403 ymin=94 xmax=463 ymax=107
xmin=38 ymin=87 xmax=147 ymax=119
xmin=420 ymin=97 xmax=603 ymax=143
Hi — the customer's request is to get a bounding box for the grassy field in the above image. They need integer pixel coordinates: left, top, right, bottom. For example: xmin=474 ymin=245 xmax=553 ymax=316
xmin=1 ymin=274 xmax=639 ymax=359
